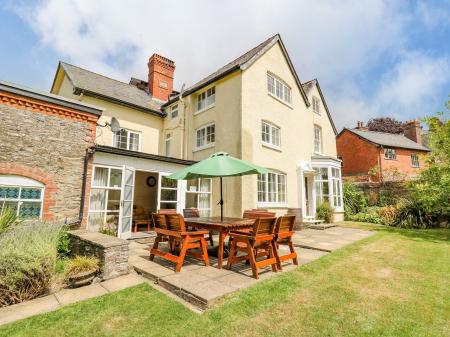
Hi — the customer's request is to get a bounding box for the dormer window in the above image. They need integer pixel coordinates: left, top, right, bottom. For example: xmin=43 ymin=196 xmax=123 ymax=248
xmin=267 ymin=73 xmax=292 ymax=105
xmin=312 ymin=96 xmax=321 ymax=114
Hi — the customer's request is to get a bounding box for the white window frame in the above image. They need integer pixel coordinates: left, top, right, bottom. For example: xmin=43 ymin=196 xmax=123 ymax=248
xmin=331 ymin=168 xmax=342 ymax=208
xmin=384 ymin=148 xmax=397 ymax=160
xmin=185 ymin=178 xmax=212 ymax=216
xmin=112 ymin=128 xmax=142 ymax=152
xmin=314 ymin=125 xmax=322 ymax=154
xmin=159 ymin=174 xmax=178 ymax=211
xmin=257 ymin=171 xmax=287 ymax=206
xmin=195 ymin=123 xmax=215 ymax=151
xmin=171 ymin=104 xmax=178 ymax=118
xmin=312 ymin=96 xmax=321 ymax=114
xmin=88 ymin=165 xmax=122 ymax=231
xmin=411 ymin=154 xmax=419 ymax=167
xmin=261 ymin=121 xmax=281 ymax=149
xmin=165 ymin=132 xmax=172 ymax=157
xmin=0 ymin=177 xmax=44 ymax=219
xmin=267 ymin=73 xmax=292 ymax=106
xmin=196 ymin=87 xmax=215 ymax=114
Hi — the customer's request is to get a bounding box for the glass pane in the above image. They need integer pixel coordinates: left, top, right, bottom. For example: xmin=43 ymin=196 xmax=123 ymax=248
xmin=109 ymin=169 xmax=122 ymax=187
xmin=160 ymin=202 xmax=176 ymax=210
xmin=89 ymin=188 xmax=106 ymax=211
xmin=161 ymin=176 xmax=177 ymax=188
xmin=185 ymin=193 xmax=198 ymax=208
xmin=20 ymin=188 xmax=42 ymax=200
xmin=198 ymin=193 xmax=210 ymax=210
xmin=123 ymin=201 xmax=132 ymax=217
xmin=19 ymin=202 xmax=41 ymax=217
xmin=93 ymin=167 xmax=108 ymax=187
xmin=101 ymin=213 xmax=118 ymax=235
xmin=268 ymin=173 xmax=276 ymax=202
xmin=123 ymin=185 xmax=133 ymax=201
xmin=186 ymin=179 xmax=198 ymax=192
xmin=129 ymin=133 xmax=139 ymax=151
xmin=121 ymin=217 xmax=131 ymax=233
xmin=115 ymin=129 xmax=128 ymax=149
xmin=0 ymin=201 xmax=18 ymax=213
xmin=107 ymin=190 xmax=121 ymax=211
xmin=161 ymin=189 xmax=177 ymax=201
xmin=0 ymin=186 xmax=20 ymax=199
xmin=88 ymin=212 xmax=105 ymax=231
xmin=199 ymin=179 xmax=211 ymax=192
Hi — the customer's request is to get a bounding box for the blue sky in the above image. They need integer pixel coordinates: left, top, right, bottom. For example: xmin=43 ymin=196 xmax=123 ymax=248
xmin=1 ymin=0 xmax=449 ymax=129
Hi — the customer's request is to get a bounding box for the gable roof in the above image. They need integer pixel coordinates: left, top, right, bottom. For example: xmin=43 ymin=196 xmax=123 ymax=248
xmin=52 ymin=62 xmax=165 ymax=117
xmin=165 ymin=34 xmax=310 ymax=106
xmin=302 ymin=78 xmax=337 ymax=135
xmin=340 ymin=128 xmax=430 ymax=151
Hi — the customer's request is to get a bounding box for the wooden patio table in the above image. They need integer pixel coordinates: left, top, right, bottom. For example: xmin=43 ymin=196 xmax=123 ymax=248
xmin=184 ymin=217 xmax=255 ymax=269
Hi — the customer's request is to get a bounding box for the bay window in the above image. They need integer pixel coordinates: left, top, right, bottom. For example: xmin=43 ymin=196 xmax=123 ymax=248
xmin=314 ymin=168 xmax=329 ymax=205
xmin=313 ymin=164 xmax=343 ymax=211
xmin=332 ymin=168 xmax=342 ymax=208
xmin=257 ymin=172 xmax=287 ymax=204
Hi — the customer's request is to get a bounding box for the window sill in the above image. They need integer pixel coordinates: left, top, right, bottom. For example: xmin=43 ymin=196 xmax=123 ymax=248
xmin=262 ymin=142 xmax=282 ymax=152
xmin=193 ymin=143 xmax=215 ymax=152
xmin=268 ymin=93 xmax=293 ymax=109
xmin=194 ymin=104 xmax=215 ymax=116
xmin=256 ymin=203 xmax=288 ymax=209
xmin=384 ymin=158 xmax=397 ymax=161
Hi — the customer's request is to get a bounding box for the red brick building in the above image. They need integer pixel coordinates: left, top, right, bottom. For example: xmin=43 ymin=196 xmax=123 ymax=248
xmin=336 ymin=121 xmax=430 ymax=182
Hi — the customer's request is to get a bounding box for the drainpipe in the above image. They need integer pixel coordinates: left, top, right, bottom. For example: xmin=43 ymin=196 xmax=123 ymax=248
xmin=378 ymin=145 xmax=383 ymax=183
xmin=79 ymin=147 xmax=95 ymax=225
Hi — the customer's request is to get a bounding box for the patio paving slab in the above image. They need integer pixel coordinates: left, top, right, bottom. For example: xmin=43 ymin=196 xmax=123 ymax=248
xmin=55 ymin=283 xmax=109 ymax=306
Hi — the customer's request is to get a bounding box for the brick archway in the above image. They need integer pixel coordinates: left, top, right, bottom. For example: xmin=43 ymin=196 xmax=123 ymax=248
xmin=0 ymin=163 xmax=57 ymax=220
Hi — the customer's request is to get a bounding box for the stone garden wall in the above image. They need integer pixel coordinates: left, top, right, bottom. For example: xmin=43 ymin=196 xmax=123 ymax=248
xmin=68 ymin=230 xmax=130 ymax=280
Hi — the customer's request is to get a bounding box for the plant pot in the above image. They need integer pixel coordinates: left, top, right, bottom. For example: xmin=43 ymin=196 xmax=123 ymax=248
xmin=67 ymin=270 xmax=96 ymax=288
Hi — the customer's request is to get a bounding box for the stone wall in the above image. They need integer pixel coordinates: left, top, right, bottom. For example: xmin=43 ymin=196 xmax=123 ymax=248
xmin=0 ymin=96 xmax=97 ymax=221
xmin=68 ymin=230 xmax=130 ymax=280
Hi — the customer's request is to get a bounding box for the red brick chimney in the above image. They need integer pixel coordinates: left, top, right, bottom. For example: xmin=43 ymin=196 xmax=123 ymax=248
xmin=355 ymin=121 xmax=369 ymax=131
xmin=403 ymin=120 xmax=422 ymax=144
xmin=148 ymin=54 xmax=175 ymax=101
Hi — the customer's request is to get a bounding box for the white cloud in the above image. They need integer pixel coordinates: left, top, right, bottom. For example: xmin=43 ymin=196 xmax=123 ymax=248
xmin=9 ymin=0 xmax=450 ymax=129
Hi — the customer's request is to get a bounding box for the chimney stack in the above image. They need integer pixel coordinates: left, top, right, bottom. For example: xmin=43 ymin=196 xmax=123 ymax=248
xmin=355 ymin=121 xmax=368 ymax=131
xmin=148 ymin=54 xmax=175 ymax=101
xmin=403 ymin=120 xmax=422 ymax=144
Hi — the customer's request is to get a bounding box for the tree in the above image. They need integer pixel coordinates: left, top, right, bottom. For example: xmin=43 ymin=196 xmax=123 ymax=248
xmin=367 ymin=117 xmax=404 ymax=134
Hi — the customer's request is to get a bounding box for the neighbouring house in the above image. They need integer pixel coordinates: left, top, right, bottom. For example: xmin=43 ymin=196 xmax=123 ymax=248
xmin=1 ymin=33 xmax=343 ymax=238
xmin=0 ymin=81 xmax=102 ymax=221
xmin=336 ymin=121 xmax=430 ymax=182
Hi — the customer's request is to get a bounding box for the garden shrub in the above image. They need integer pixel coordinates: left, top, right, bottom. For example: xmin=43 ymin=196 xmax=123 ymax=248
xmin=57 ymin=227 xmax=71 ymax=258
xmin=0 ymin=221 xmax=64 ymax=307
xmin=64 ymin=256 xmax=99 ymax=280
xmin=343 ymin=182 xmax=367 ymax=218
xmin=316 ymin=202 xmax=333 ymax=223
xmin=348 ymin=206 xmax=383 ymax=224
xmin=0 ymin=206 xmax=21 ymax=235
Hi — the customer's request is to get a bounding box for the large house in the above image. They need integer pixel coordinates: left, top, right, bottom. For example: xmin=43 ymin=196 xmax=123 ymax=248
xmin=1 ymin=34 xmax=343 ymax=238
xmin=337 ymin=121 xmax=430 ymax=182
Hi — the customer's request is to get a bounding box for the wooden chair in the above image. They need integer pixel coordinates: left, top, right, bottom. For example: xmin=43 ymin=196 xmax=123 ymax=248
xmin=243 ymin=210 xmax=276 ymax=219
xmin=183 ymin=208 xmax=215 ymax=246
xmin=226 ymin=217 xmax=280 ymax=279
xmin=274 ymin=215 xmax=298 ymax=270
xmin=150 ymin=213 xmax=210 ymax=272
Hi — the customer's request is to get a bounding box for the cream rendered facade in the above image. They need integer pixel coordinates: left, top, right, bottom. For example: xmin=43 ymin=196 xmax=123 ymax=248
xmin=164 ymin=42 xmax=343 ymax=221
xmin=51 ymin=35 xmax=344 ymax=238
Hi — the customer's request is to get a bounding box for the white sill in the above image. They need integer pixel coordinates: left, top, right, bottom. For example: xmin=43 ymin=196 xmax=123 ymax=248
xmin=262 ymin=142 xmax=282 ymax=152
xmin=268 ymin=93 xmax=293 ymax=109
xmin=193 ymin=143 xmax=215 ymax=152
xmin=256 ymin=203 xmax=288 ymax=209
xmin=194 ymin=104 xmax=215 ymax=116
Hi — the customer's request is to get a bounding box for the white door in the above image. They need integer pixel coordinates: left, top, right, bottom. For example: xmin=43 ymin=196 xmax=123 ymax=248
xmin=118 ymin=165 xmax=135 ymax=239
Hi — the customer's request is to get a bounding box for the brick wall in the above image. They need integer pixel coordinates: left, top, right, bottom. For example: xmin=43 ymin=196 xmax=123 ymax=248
xmin=0 ymin=91 xmax=99 ymax=222
xmin=337 ymin=130 xmax=380 ymax=180
xmin=379 ymin=147 xmax=427 ymax=180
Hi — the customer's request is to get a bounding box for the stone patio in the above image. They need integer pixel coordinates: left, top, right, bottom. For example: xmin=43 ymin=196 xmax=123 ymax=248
xmin=129 ymin=226 xmax=375 ymax=309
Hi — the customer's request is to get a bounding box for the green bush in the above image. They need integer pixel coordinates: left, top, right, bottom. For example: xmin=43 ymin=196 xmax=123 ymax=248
xmin=64 ymin=256 xmax=99 ymax=280
xmin=57 ymin=228 xmax=71 ymax=258
xmin=0 ymin=221 xmax=64 ymax=307
xmin=316 ymin=202 xmax=333 ymax=223
xmin=377 ymin=189 xmax=398 ymax=206
xmin=0 ymin=206 xmax=21 ymax=236
xmin=348 ymin=206 xmax=383 ymax=224
xmin=343 ymin=182 xmax=367 ymax=218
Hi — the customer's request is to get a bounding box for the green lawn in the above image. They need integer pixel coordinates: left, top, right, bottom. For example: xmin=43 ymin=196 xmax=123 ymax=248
xmin=1 ymin=223 xmax=449 ymax=337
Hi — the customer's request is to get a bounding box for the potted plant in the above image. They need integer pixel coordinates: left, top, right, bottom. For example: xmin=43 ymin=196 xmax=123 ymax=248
xmin=64 ymin=255 xmax=100 ymax=288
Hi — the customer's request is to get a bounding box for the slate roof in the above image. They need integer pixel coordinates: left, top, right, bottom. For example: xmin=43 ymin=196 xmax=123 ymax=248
xmin=347 ymin=128 xmax=430 ymax=151
xmin=58 ymin=62 xmax=164 ymax=116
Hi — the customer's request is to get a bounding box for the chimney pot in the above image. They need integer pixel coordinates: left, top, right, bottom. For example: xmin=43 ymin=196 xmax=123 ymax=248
xmin=148 ymin=54 xmax=175 ymax=101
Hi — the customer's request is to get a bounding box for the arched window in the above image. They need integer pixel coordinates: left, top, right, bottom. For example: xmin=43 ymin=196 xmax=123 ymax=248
xmin=0 ymin=175 xmax=44 ymax=218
